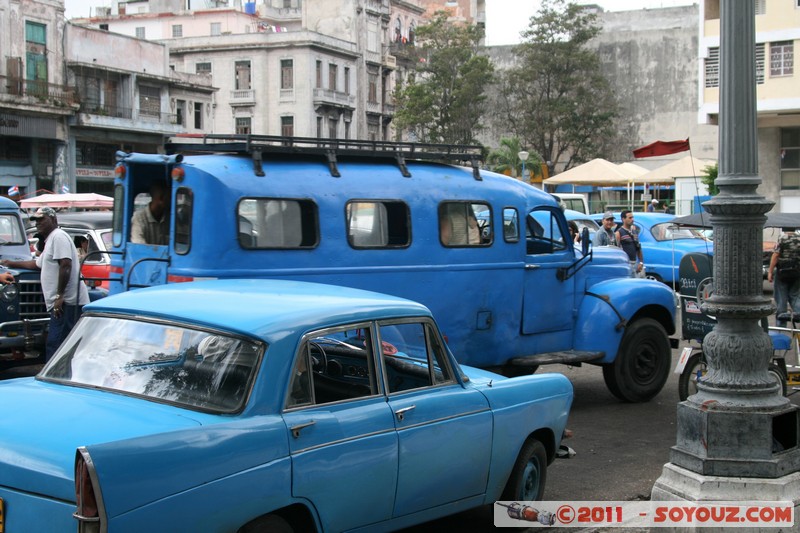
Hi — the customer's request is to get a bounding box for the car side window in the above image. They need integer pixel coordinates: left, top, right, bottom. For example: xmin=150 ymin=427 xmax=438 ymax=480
xmin=378 ymin=321 xmax=454 ymax=394
xmin=286 ymin=325 xmax=377 ymax=408
xmin=503 ymin=207 xmax=520 ymax=242
xmin=526 ymin=208 xmax=567 ymax=254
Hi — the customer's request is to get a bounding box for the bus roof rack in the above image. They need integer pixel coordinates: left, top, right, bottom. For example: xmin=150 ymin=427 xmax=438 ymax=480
xmin=164 ymin=134 xmax=485 ymax=180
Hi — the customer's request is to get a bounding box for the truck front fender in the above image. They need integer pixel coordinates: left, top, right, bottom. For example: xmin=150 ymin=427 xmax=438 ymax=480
xmin=574 ymin=278 xmax=676 ymax=364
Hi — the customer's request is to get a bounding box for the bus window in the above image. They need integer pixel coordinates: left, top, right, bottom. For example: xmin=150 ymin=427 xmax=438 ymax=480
xmin=346 ymin=200 xmax=410 ymax=249
xmin=439 ymin=202 xmax=492 ymax=247
xmin=526 ymin=209 xmax=567 ymax=254
xmin=238 ymin=198 xmax=318 ymax=249
xmin=503 ymin=208 xmax=519 ymax=243
xmin=174 ymin=188 xmax=192 ymax=254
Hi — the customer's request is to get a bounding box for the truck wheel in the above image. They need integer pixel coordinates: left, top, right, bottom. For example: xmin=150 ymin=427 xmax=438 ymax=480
xmin=677 ymin=353 xmax=704 ymax=401
xmin=501 ymin=438 xmax=548 ymax=501
xmin=603 ymin=318 xmax=670 ymax=402
xmin=239 ymin=514 xmax=294 ymax=533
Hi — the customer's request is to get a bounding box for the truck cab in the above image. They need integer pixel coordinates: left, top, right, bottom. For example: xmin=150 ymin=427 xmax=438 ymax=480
xmin=0 ymin=197 xmax=48 ymax=369
xmin=108 ymin=135 xmax=677 ymax=402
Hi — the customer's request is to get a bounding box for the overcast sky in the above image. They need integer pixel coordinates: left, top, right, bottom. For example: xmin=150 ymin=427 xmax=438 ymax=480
xmin=63 ymin=0 xmax=696 ymax=44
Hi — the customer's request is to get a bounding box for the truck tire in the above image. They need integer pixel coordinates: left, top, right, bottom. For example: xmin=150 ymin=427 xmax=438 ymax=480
xmin=602 ymin=318 xmax=671 ymax=402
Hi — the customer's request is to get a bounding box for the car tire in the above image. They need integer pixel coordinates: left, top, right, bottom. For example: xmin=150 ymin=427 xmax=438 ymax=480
xmin=239 ymin=514 xmax=294 ymax=533
xmin=501 ymin=438 xmax=548 ymax=502
xmin=603 ymin=318 xmax=671 ymax=403
xmin=677 ymin=353 xmax=704 ymax=402
xmin=768 ymin=363 xmax=788 ymax=397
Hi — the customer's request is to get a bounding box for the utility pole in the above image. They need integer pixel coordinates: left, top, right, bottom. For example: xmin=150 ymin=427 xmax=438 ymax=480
xmin=652 ymin=0 xmax=800 ymax=507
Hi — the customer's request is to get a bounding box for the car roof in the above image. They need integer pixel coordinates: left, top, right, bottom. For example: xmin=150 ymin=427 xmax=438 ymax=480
xmin=55 ymin=211 xmax=112 ymax=230
xmin=85 ymin=279 xmax=431 ymax=342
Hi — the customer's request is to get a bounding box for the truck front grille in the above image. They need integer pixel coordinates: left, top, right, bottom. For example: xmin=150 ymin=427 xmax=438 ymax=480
xmin=19 ymin=280 xmax=48 ymax=319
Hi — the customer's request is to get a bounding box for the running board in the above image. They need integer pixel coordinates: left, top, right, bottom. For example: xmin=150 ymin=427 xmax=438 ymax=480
xmin=509 ymin=350 xmax=605 ymax=367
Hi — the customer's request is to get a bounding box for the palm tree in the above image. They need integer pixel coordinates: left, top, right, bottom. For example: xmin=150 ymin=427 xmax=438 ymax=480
xmin=487 ymin=137 xmax=542 ymax=181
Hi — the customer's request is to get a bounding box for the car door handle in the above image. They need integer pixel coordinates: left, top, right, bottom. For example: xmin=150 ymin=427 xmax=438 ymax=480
xmin=290 ymin=420 xmax=316 ymax=438
xmin=525 ymin=264 xmax=540 ymax=270
xmin=395 ymin=405 xmax=416 ymax=422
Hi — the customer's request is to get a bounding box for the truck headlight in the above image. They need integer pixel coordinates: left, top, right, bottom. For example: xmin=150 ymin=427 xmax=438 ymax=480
xmin=1 ymin=284 xmax=18 ymax=302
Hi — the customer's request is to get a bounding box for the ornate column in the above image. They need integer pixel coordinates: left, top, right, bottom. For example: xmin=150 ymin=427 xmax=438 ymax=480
xmin=653 ymin=0 xmax=800 ymax=503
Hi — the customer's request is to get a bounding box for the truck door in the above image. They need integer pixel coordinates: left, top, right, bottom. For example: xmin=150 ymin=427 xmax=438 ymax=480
xmin=522 ymin=208 xmax=575 ymax=334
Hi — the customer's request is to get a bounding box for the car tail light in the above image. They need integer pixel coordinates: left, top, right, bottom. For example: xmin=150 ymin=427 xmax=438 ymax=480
xmin=74 ymin=447 xmax=103 ymax=533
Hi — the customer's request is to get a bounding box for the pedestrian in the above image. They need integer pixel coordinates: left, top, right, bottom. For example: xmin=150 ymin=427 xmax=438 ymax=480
xmin=568 ymin=221 xmax=581 ymax=243
xmin=768 ymin=228 xmax=800 ymax=328
xmin=0 ymin=207 xmax=89 ymax=360
xmin=616 ymin=210 xmax=644 ymax=277
xmin=131 ymin=181 xmax=170 ymax=245
xmin=593 ymin=211 xmax=618 ymax=247
xmin=648 ymin=199 xmax=658 ymax=212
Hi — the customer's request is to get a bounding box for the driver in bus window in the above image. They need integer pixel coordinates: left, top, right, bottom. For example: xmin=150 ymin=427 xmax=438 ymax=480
xmin=131 ymin=181 xmax=170 ymax=245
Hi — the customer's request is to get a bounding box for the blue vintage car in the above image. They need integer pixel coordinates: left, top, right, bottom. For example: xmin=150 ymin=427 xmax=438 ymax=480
xmin=590 ymin=212 xmax=712 ymax=287
xmin=0 ymin=279 xmax=573 ymax=533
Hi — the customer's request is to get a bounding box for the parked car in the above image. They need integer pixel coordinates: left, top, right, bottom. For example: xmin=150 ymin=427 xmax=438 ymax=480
xmin=0 ymin=279 xmax=574 ymax=532
xmin=26 ymin=211 xmax=113 ymax=288
xmin=591 ymin=212 xmax=712 ymax=287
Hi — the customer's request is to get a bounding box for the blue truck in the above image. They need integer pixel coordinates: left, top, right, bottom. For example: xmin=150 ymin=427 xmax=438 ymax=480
xmin=104 ymin=135 xmax=677 ymax=402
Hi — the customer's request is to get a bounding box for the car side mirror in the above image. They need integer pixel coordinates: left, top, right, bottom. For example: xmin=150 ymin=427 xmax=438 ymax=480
xmin=581 ymin=227 xmax=590 ymax=256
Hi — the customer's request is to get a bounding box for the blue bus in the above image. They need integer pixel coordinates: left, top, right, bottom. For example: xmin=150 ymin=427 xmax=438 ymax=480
xmin=105 ymin=135 xmax=677 ymax=402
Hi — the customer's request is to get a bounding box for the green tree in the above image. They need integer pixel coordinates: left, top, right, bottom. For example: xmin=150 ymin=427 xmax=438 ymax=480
xmin=393 ymin=12 xmax=494 ymax=145
xmin=487 ymin=137 xmax=542 ymax=179
xmin=701 ymin=163 xmax=719 ymax=195
xmin=495 ymin=0 xmax=618 ymax=174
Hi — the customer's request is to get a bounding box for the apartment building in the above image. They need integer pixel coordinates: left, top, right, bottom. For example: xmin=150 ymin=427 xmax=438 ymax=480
xmin=700 ymin=0 xmax=800 ymax=212
xmin=0 ymin=0 xmax=76 ymax=198
xmin=64 ymin=23 xmax=215 ymax=195
xmin=74 ymin=0 xmax=432 ymax=140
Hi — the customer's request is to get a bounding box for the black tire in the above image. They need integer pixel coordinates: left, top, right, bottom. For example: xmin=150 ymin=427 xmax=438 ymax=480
xmin=603 ymin=318 xmax=671 ymax=402
xmin=239 ymin=514 xmax=294 ymax=533
xmin=501 ymin=438 xmax=548 ymax=502
xmin=502 ymin=365 xmax=538 ymax=377
xmin=768 ymin=363 xmax=788 ymax=397
xmin=677 ymin=353 xmax=704 ymax=402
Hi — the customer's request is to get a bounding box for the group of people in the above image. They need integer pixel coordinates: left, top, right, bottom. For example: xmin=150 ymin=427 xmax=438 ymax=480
xmin=590 ymin=210 xmax=645 ymax=278
xmin=0 ymin=181 xmax=171 ymax=363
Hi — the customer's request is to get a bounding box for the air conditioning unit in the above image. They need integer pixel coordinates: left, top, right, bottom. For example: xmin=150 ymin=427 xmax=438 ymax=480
xmin=384 ymin=55 xmax=397 ymax=68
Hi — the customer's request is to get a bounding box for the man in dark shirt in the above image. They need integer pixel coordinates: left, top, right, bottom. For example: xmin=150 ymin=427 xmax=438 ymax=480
xmin=616 ymin=210 xmax=644 ymax=277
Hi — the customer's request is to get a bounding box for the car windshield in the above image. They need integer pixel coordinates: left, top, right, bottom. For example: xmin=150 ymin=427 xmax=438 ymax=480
xmin=39 ymin=316 xmax=263 ymax=413
xmin=0 ymin=213 xmax=26 ymax=245
xmin=650 ymin=223 xmax=704 ymax=242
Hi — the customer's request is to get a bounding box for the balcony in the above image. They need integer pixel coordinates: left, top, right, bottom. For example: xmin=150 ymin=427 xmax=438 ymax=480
xmin=313 ymin=88 xmax=355 ymax=110
xmin=79 ymin=102 xmax=133 ymax=119
xmin=258 ymin=5 xmax=302 ymax=21
xmin=230 ymin=89 xmax=256 ymax=106
xmin=0 ymin=75 xmax=77 ymax=109
xmin=74 ymin=102 xmax=180 ymax=134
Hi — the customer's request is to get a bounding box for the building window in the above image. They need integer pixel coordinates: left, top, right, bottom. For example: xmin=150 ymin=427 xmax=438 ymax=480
xmin=235 ymin=60 xmax=251 ymax=90
xmin=705 ymin=47 xmax=719 ymax=88
xmin=367 ymin=20 xmax=378 ymax=52
xmin=176 ymin=99 xmax=185 ymax=125
xmin=281 ymin=59 xmax=293 ymax=89
xmin=76 ymin=142 xmax=116 ymax=166
xmin=781 ymin=128 xmax=800 ymax=190
xmin=328 ymin=116 xmax=337 ymax=139
xmin=135 ymin=27 xmax=145 ymax=39
xmin=196 ymin=62 xmax=211 ymax=75
xmin=236 ymin=117 xmax=251 ymax=134
xmin=172 ymin=24 xmax=183 ymax=37
xmin=194 ymin=102 xmax=203 ymax=129
xmin=329 ymin=63 xmax=337 ymax=91
xmin=344 ymin=67 xmax=350 ymax=94
xmin=210 ymin=22 xmax=221 ymax=36
xmin=770 ymin=41 xmax=794 ymax=77
xmin=368 ymin=72 xmax=378 ymax=103
xmin=316 ymin=116 xmax=323 ymax=137
xmin=138 ymin=85 xmax=160 ymax=117
xmin=409 ymin=21 xmax=416 ymax=45
xmin=99 ymin=23 xmax=109 ymax=31
xmin=316 ymin=60 xmax=322 ymax=88
xmin=756 ymin=42 xmax=765 ymax=84
xmin=25 ymin=21 xmax=47 ymax=92
xmin=281 ymin=116 xmax=294 ymax=136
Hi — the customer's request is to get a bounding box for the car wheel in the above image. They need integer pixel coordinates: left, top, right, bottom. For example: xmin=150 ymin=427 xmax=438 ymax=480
xmin=677 ymin=353 xmax=704 ymax=401
xmin=603 ymin=318 xmax=671 ymax=402
xmin=239 ymin=514 xmax=294 ymax=533
xmin=501 ymin=438 xmax=548 ymax=501
xmin=768 ymin=363 xmax=788 ymax=397
xmin=502 ymin=364 xmax=538 ymax=377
